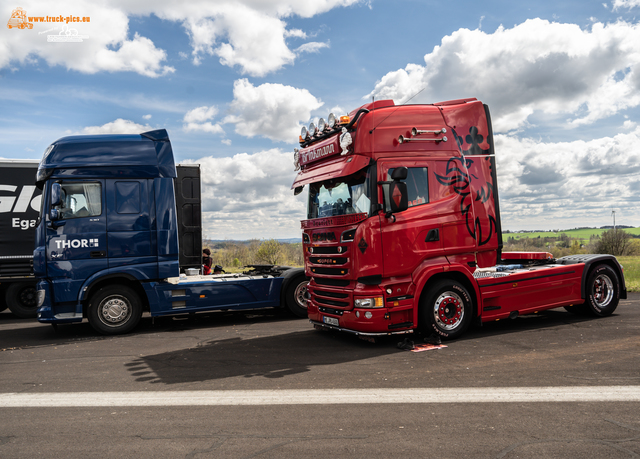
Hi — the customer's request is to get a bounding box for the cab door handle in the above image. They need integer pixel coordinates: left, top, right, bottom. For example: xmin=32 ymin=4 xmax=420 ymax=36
xmin=425 ymin=229 xmax=439 ymax=242
xmin=90 ymin=251 xmax=106 ymax=258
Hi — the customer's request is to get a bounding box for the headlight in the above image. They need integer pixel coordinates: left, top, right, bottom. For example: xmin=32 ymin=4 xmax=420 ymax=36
xmin=318 ymin=118 xmax=326 ymax=132
xmin=308 ymin=122 xmax=317 ymax=137
xmin=37 ymin=289 xmax=46 ymax=307
xmin=354 ymin=297 xmax=384 ymax=308
xmin=300 ymin=126 xmax=308 ymax=140
xmin=327 ymin=113 xmax=336 ymax=129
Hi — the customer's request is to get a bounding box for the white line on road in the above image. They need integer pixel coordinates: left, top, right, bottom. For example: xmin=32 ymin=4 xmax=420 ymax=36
xmin=1 ymin=386 xmax=639 ymax=407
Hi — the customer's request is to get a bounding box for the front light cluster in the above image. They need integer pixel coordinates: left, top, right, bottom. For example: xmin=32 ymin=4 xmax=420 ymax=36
xmin=299 ymin=112 xmax=351 ymax=143
xmin=354 ymin=297 xmax=384 ymax=308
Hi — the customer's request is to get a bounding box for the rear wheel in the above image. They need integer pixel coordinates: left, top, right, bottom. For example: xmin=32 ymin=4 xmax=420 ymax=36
xmin=285 ymin=275 xmax=309 ymax=318
xmin=6 ymin=282 xmax=38 ymax=319
xmin=584 ymin=264 xmax=619 ymax=317
xmin=421 ymin=280 xmax=473 ymax=340
xmin=87 ymin=285 xmax=142 ymax=335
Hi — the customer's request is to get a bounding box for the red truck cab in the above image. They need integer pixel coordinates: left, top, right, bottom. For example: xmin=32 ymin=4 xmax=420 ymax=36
xmin=292 ymin=98 xmax=626 ymax=340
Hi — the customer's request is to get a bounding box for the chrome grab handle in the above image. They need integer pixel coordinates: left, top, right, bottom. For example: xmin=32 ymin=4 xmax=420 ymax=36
xmin=411 ymin=127 xmax=446 ymax=136
xmin=398 ymin=135 xmax=448 ymax=144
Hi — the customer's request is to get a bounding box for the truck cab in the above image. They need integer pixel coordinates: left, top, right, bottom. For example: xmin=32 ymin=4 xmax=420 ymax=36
xmin=293 ymin=99 xmax=626 ymax=340
xmin=35 ymin=130 xmax=308 ymax=334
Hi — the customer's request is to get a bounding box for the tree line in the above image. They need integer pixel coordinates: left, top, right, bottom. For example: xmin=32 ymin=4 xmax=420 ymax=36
xmin=505 ymin=228 xmax=639 ymax=257
xmin=203 ymin=239 xmax=304 ymax=269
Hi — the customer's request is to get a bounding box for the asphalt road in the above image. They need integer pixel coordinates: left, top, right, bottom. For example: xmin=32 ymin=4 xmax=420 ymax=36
xmin=1 ymin=294 xmax=638 ymax=458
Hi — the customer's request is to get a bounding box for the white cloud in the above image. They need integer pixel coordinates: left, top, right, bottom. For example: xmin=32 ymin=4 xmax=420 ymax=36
xmin=183 ymin=106 xmax=224 ymax=134
xmin=123 ymin=0 xmax=362 ymax=77
xmin=191 ymin=148 xmax=305 ymax=239
xmin=495 ymin=127 xmax=640 ymax=229
xmin=295 ymin=41 xmax=330 ymax=54
xmin=367 ymin=19 xmax=640 ymax=132
xmin=612 ymin=0 xmax=640 ymax=10
xmin=2 ymin=0 xmax=363 ymax=77
xmin=81 ymin=119 xmax=152 ymax=134
xmin=224 ymin=79 xmax=323 ymax=142
xmin=142 ymin=114 xmax=152 ymax=120
xmin=1 ymin=1 xmax=174 ymax=77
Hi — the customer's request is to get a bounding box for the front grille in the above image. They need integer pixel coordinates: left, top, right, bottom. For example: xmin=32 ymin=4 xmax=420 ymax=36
xmin=314 ymin=278 xmax=350 ymax=287
xmin=315 ymin=290 xmax=348 ymax=299
xmin=309 ymin=257 xmax=348 ymax=265
xmin=309 ymin=246 xmax=347 ymax=255
xmin=310 ymin=267 xmax=348 ymax=276
xmin=314 ymin=296 xmax=350 ymax=308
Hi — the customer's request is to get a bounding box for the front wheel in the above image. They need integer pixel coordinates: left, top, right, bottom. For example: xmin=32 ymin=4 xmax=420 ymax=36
xmin=87 ymin=285 xmax=142 ymax=335
xmin=584 ymin=264 xmax=620 ymax=317
xmin=285 ymin=275 xmax=309 ymax=318
xmin=6 ymin=282 xmax=38 ymax=319
xmin=421 ymin=280 xmax=473 ymax=340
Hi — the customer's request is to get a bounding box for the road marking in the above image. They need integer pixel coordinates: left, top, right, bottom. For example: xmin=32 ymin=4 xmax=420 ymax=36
xmin=1 ymin=386 xmax=639 ymax=407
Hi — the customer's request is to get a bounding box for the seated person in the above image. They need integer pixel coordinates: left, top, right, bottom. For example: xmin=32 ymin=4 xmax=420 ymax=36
xmin=202 ymin=248 xmax=212 ymax=275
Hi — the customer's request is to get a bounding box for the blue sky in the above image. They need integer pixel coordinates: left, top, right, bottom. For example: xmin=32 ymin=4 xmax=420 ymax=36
xmin=2 ymin=0 xmax=640 ymax=239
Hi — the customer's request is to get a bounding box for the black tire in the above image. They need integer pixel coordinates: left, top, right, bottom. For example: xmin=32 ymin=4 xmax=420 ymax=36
xmin=0 ymin=288 xmax=7 ymax=313
xmin=6 ymin=282 xmax=38 ymax=319
xmin=87 ymin=285 xmax=142 ymax=335
xmin=285 ymin=275 xmax=309 ymax=318
xmin=584 ymin=264 xmax=620 ymax=317
xmin=421 ymin=280 xmax=473 ymax=340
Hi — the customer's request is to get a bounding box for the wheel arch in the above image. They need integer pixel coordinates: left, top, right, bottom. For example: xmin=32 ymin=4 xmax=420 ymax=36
xmin=556 ymin=254 xmax=627 ymax=300
xmin=415 ymin=270 xmax=480 ymax=330
xmin=279 ymin=267 xmax=307 ymax=308
xmin=81 ymin=274 xmax=149 ymax=317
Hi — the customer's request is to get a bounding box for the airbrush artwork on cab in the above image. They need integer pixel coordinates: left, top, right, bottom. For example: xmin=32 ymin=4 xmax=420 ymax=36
xmin=436 ymin=125 xmax=497 ymax=246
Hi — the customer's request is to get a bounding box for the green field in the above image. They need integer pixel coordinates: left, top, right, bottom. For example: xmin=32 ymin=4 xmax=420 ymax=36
xmin=618 ymin=256 xmax=640 ymax=292
xmin=505 ymin=227 xmax=640 ymax=242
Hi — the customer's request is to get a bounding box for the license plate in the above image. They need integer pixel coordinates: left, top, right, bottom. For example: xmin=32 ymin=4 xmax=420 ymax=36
xmin=323 ymin=316 xmax=339 ymax=326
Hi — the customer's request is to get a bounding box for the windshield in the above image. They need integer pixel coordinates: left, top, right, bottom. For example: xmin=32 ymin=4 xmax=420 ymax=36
xmin=307 ymin=166 xmax=372 ymax=219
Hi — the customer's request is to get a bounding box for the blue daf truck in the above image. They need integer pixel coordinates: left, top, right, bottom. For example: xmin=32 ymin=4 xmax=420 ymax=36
xmin=34 ymin=129 xmax=308 ymax=334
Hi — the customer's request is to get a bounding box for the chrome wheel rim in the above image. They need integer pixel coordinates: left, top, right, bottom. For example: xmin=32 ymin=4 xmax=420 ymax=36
xmin=294 ymin=281 xmax=309 ymax=309
xmin=433 ymin=291 xmax=464 ymax=331
xmin=99 ymin=295 xmax=131 ymax=327
xmin=592 ymin=274 xmax=614 ymax=308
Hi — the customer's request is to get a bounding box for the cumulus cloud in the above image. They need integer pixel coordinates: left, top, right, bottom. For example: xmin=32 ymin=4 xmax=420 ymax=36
xmin=367 ymin=19 xmax=640 ymax=132
xmin=495 ymin=127 xmax=640 ymax=229
xmin=224 ymin=79 xmax=323 ymax=142
xmin=81 ymin=118 xmax=152 ymax=134
xmin=1 ymin=0 xmax=174 ymax=77
xmin=190 ymin=148 xmax=305 ymax=239
xmin=612 ymin=0 xmax=640 ymax=10
xmin=2 ymin=0 xmax=362 ymax=77
xmin=183 ymin=106 xmax=225 ymax=134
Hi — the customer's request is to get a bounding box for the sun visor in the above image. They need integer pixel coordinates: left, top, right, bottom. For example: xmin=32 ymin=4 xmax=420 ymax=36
xmin=291 ymin=154 xmax=371 ymax=189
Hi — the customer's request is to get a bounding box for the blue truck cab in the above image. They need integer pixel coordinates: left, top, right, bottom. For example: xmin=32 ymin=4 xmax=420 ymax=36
xmin=34 ymin=129 xmax=308 ymax=334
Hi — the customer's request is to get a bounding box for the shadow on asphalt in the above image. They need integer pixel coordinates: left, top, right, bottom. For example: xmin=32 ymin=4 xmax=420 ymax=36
xmin=0 ymin=308 xmax=303 ymax=350
xmin=125 ymin=327 xmax=401 ymax=384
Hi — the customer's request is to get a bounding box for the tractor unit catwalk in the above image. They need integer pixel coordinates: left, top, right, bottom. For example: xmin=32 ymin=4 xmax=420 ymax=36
xmin=292 ymin=98 xmax=626 ymax=340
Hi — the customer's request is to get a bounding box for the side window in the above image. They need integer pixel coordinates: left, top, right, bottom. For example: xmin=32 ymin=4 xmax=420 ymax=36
xmin=385 ymin=167 xmax=429 ymax=211
xmin=58 ymin=182 xmax=102 ymax=219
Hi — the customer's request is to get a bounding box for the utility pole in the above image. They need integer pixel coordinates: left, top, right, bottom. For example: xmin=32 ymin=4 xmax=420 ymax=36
xmin=611 ymin=210 xmax=616 ymax=232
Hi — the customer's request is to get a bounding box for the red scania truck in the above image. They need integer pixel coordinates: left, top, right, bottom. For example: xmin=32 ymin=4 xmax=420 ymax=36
xmin=291 ymin=98 xmax=626 ymax=340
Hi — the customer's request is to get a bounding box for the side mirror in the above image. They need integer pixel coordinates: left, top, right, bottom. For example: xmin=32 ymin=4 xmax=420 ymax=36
xmin=388 ymin=181 xmax=408 ymax=214
xmin=51 ymin=183 xmax=63 ymax=207
xmin=390 ymin=166 xmax=408 ymax=181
